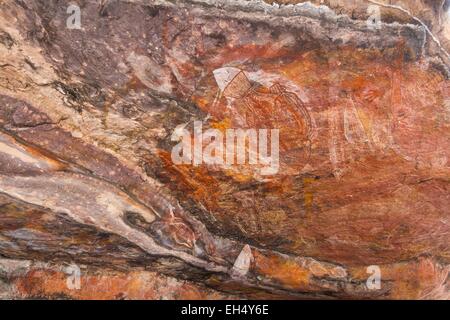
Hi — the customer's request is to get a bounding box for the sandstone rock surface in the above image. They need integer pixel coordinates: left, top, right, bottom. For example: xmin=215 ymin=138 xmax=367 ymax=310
xmin=0 ymin=0 xmax=449 ymax=299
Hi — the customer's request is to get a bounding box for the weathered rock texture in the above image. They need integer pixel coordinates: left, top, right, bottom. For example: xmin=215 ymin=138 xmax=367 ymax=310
xmin=0 ymin=0 xmax=449 ymax=299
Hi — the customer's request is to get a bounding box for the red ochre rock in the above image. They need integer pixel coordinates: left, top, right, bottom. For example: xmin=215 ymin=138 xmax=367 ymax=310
xmin=0 ymin=0 xmax=449 ymax=299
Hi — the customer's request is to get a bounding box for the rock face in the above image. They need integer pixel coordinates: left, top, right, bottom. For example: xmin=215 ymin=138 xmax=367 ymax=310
xmin=0 ymin=0 xmax=449 ymax=299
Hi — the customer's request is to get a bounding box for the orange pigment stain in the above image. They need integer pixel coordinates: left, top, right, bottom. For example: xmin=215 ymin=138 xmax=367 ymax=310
xmin=252 ymin=251 xmax=311 ymax=291
xmin=14 ymin=269 xmax=228 ymax=300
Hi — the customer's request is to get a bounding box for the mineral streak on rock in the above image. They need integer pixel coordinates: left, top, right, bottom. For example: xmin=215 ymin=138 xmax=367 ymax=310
xmin=0 ymin=0 xmax=449 ymax=299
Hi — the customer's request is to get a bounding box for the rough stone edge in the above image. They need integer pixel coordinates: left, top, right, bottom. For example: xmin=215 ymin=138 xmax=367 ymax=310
xmin=127 ymin=0 xmax=449 ymax=76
